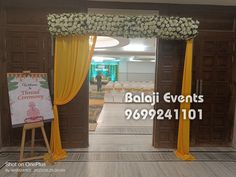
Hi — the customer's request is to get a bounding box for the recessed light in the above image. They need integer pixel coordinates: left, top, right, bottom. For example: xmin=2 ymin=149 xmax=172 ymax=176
xmin=94 ymin=48 xmax=107 ymax=51
xmin=122 ymin=44 xmax=147 ymax=52
xmin=93 ymin=56 xmax=104 ymax=62
xmin=95 ymin=36 xmax=119 ymax=48
xmin=92 ymin=56 xmax=117 ymax=62
xmin=129 ymin=57 xmax=141 ymax=62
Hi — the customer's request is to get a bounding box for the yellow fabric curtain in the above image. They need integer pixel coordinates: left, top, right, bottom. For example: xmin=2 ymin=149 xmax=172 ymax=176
xmin=50 ymin=35 xmax=97 ymax=161
xmin=175 ymin=39 xmax=195 ymax=160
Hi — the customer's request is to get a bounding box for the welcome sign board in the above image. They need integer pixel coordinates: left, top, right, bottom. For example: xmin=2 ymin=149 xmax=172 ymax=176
xmin=7 ymin=73 xmax=54 ymax=127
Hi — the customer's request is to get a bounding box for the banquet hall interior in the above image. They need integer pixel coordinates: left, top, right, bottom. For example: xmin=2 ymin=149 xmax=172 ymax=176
xmin=88 ymin=36 xmax=156 ymax=151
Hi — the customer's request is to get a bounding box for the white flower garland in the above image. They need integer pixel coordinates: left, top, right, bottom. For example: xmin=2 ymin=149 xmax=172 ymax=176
xmin=47 ymin=13 xmax=199 ymax=40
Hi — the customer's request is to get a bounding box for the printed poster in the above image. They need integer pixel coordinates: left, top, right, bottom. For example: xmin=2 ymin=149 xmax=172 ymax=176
xmin=7 ymin=73 xmax=54 ymax=127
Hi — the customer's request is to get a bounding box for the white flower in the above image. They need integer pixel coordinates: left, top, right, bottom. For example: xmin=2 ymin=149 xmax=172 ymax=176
xmin=48 ymin=13 xmax=199 ymax=39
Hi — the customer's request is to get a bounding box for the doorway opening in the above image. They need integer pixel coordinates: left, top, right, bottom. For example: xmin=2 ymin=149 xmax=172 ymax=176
xmin=88 ymin=36 xmax=157 ymax=151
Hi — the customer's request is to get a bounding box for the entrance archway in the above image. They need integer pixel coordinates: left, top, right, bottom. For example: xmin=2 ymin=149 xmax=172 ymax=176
xmin=48 ymin=12 xmax=199 ymax=160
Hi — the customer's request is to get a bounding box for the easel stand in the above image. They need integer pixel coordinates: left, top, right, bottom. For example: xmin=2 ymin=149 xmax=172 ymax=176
xmin=19 ymin=121 xmax=53 ymax=162
xmin=18 ymin=122 xmax=54 ymax=177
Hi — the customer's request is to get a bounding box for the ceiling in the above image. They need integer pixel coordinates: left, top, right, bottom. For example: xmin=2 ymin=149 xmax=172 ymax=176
xmin=90 ymin=0 xmax=236 ymax=6
xmin=93 ymin=37 xmax=156 ymax=62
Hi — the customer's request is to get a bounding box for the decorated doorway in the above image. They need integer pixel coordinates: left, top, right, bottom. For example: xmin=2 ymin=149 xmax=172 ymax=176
xmin=47 ymin=12 xmax=199 ymax=160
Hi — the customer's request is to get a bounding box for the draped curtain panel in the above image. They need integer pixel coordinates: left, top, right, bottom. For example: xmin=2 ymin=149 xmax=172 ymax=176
xmin=50 ymin=35 xmax=96 ymax=160
xmin=48 ymin=35 xmax=192 ymax=161
xmin=175 ymin=39 xmax=195 ymax=160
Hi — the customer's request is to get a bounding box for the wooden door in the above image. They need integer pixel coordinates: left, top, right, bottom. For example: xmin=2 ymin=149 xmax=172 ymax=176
xmin=153 ymin=39 xmax=185 ymax=148
xmin=153 ymin=32 xmax=235 ymax=148
xmin=1 ymin=30 xmax=52 ymax=146
xmin=191 ymin=32 xmax=234 ymax=146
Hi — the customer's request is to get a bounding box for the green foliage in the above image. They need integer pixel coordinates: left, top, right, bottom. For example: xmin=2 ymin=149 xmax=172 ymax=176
xmin=7 ymin=76 xmax=18 ymax=91
xmin=40 ymin=76 xmax=49 ymax=89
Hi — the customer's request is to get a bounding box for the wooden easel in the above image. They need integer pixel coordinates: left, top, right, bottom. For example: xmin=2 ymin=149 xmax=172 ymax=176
xmin=16 ymin=71 xmax=54 ymax=177
xmin=19 ymin=121 xmax=53 ymax=162
xmin=17 ymin=122 xmax=54 ymax=177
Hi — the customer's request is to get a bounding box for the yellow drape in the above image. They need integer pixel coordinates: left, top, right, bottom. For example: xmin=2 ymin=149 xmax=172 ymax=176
xmin=50 ymin=35 xmax=96 ymax=161
xmin=175 ymin=39 xmax=195 ymax=160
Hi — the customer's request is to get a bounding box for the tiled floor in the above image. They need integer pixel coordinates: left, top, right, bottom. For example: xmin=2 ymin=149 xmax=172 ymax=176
xmin=1 ymin=161 xmax=236 ymax=177
xmin=77 ymin=103 xmax=155 ymax=152
xmin=1 ymin=103 xmax=236 ymax=177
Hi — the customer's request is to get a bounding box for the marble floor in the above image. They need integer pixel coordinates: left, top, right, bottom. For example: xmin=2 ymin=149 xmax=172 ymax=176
xmin=78 ymin=103 xmax=155 ymax=152
xmin=1 ymin=103 xmax=236 ymax=177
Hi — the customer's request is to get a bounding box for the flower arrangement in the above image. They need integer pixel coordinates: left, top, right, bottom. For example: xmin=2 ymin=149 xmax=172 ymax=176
xmin=47 ymin=13 xmax=199 ymax=40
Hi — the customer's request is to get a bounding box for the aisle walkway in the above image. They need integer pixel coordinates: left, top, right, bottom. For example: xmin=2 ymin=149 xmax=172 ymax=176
xmin=86 ymin=103 xmax=156 ymax=152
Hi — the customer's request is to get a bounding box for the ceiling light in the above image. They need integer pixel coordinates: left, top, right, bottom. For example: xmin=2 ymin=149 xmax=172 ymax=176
xmin=92 ymin=56 xmax=117 ymax=62
xmin=95 ymin=36 xmax=119 ymax=48
xmin=94 ymin=48 xmax=107 ymax=51
xmin=129 ymin=56 xmax=135 ymax=61
xmin=93 ymin=56 xmax=104 ymax=62
xmin=122 ymin=44 xmax=147 ymax=52
xmin=129 ymin=57 xmax=141 ymax=62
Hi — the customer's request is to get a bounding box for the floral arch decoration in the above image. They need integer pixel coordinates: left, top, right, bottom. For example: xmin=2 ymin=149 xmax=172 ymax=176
xmin=47 ymin=13 xmax=199 ymax=40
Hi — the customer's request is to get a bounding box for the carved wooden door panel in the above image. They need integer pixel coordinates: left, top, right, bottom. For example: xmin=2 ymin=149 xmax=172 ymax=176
xmin=6 ymin=31 xmax=48 ymax=72
xmin=153 ymin=39 xmax=185 ymax=148
xmin=153 ymin=32 xmax=234 ymax=148
xmin=1 ymin=30 xmax=51 ymax=146
xmin=192 ymin=32 xmax=234 ymax=146
xmin=58 ymin=78 xmax=89 ymax=148
xmin=2 ymin=30 xmax=89 ymax=148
